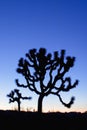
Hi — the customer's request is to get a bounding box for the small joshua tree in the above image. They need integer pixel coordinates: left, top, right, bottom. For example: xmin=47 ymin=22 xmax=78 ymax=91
xmin=7 ymin=89 xmax=32 ymax=112
xmin=16 ymin=48 xmax=79 ymax=113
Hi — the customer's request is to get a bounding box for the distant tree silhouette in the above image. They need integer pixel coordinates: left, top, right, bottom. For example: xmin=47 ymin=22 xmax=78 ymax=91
xmin=7 ymin=89 xmax=32 ymax=112
xmin=16 ymin=48 xmax=79 ymax=113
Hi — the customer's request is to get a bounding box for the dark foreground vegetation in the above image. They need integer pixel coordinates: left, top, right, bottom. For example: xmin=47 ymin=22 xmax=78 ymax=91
xmin=0 ymin=110 xmax=87 ymax=130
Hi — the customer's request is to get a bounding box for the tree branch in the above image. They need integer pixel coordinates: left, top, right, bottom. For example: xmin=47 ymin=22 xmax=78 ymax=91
xmin=58 ymin=94 xmax=75 ymax=108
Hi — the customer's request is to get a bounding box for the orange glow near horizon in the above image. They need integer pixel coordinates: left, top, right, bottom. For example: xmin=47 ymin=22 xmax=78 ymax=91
xmin=42 ymin=107 xmax=87 ymax=113
xmin=0 ymin=104 xmax=86 ymax=113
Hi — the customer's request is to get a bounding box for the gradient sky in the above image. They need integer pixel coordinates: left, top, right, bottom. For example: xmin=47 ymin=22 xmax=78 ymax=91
xmin=0 ymin=0 xmax=87 ymax=112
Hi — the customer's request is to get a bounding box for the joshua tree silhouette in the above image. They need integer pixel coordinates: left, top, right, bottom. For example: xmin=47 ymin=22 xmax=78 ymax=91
xmin=7 ymin=89 xmax=32 ymax=112
xmin=16 ymin=48 xmax=79 ymax=113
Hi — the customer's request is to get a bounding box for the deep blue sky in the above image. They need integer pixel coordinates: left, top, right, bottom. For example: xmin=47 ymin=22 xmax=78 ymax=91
xmin=0 ymin=0 xmax=87 ymax=112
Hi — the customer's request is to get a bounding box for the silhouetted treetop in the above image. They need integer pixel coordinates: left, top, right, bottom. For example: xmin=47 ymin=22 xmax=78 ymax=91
xmin=16 ymin=48 xmax=79 ymax=113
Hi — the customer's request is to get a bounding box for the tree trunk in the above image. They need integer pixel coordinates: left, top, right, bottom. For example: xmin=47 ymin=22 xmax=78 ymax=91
xmin=18 ymin=102 xmax=20 ymax=112
xmin=38 ymin=95 xmax=44 ymax=113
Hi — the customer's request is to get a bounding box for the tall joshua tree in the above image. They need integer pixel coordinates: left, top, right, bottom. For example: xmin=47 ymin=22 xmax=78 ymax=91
xmin=16 ymin=48 xmax=79 ymax=113
xmin=7 ymin=89 xmax=32 ymax=112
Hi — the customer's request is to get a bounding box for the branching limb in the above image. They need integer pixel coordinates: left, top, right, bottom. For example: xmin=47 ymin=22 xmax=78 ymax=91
xmin=58 ymin=94 xmax=75 ymax=108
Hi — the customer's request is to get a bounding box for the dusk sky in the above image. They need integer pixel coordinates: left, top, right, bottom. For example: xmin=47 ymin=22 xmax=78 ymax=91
xmin=0 ymin=0 xmax=87 ymax=112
